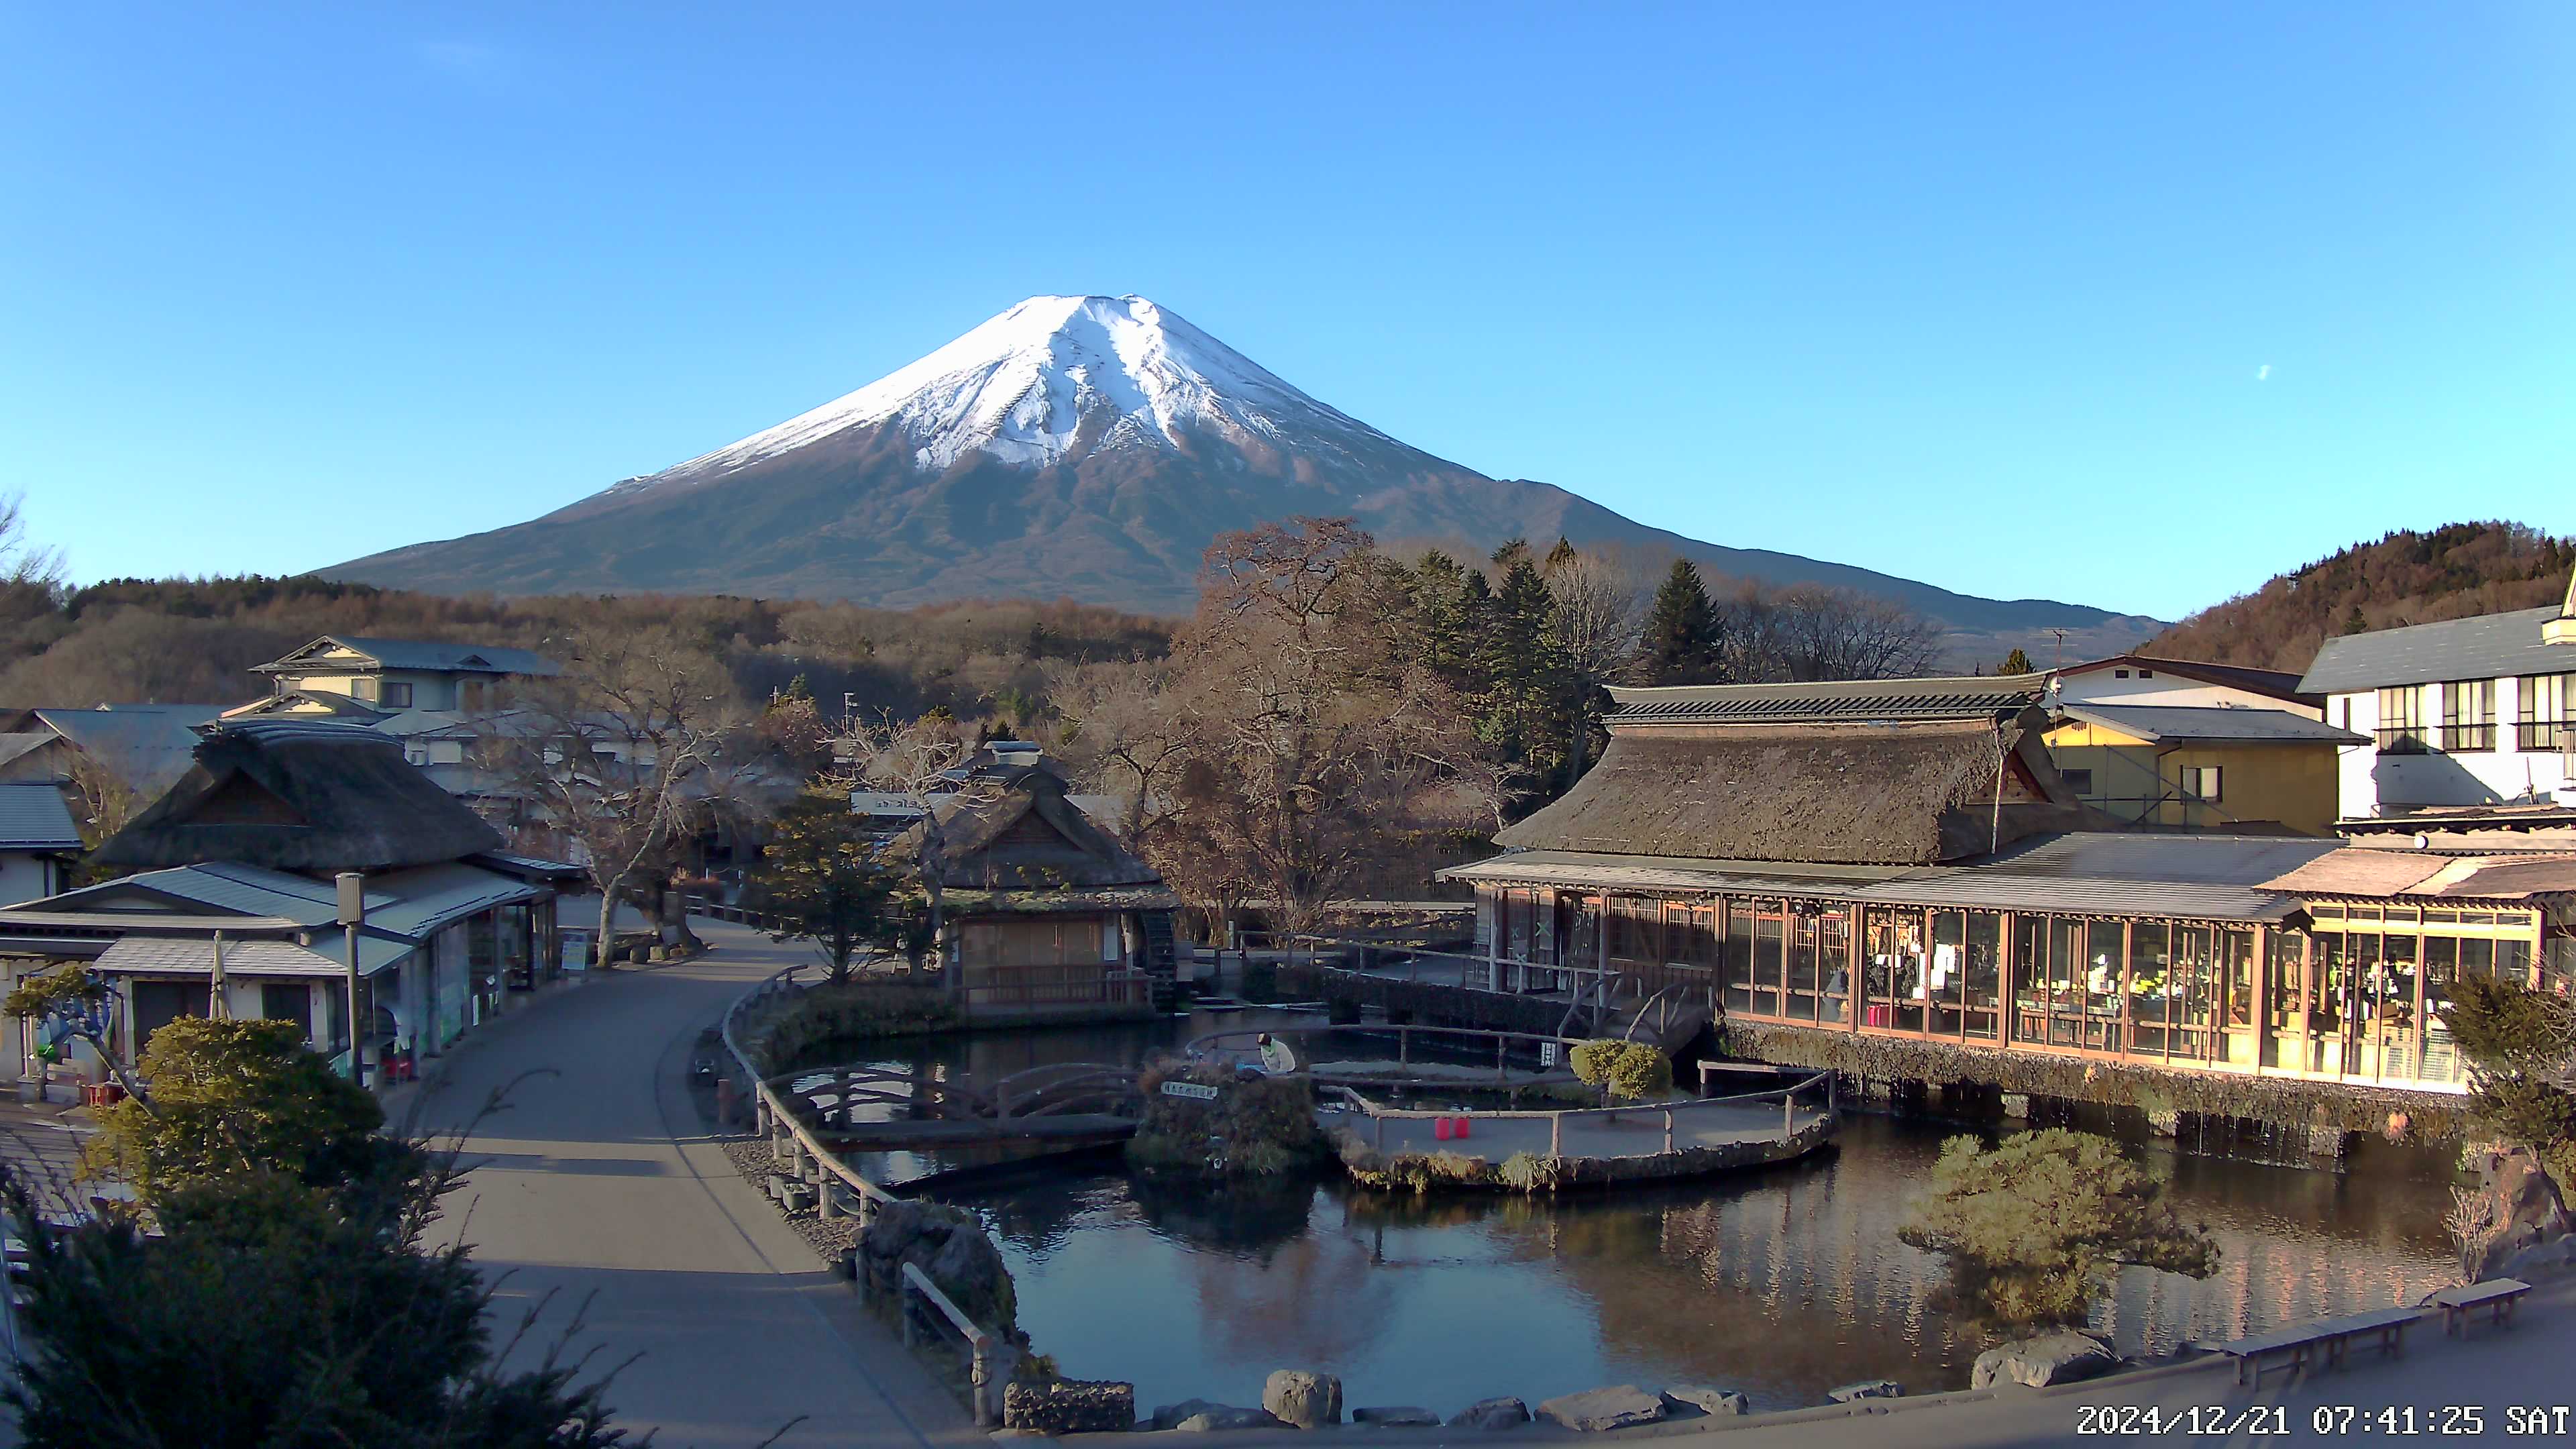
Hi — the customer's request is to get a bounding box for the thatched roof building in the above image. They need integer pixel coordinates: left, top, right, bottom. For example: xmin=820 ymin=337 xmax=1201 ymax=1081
xmin=898 ymin=765 xmax=1175 ymax=914
xmin=95 ymin=718 xmax=502 ymax=873
xmin=1500 ymin=675 xmax=2098 ymax=867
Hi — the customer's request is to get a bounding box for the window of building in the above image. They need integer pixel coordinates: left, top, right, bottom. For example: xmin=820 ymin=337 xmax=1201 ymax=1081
xmin=2061 ymin=767 xmax=2095 ymax=794
xmin=2137 ymin=668 xmax=2154 ymax=678
xmin=2180 ymin=765 xmax=2222 ymax=801
xmin=2339 ymin=698 xmax=2353 ymax=731
xmin=351 ymin=676 xmax=378 ymax=702
xmin=2519 ymin=673 xmax=2571 ymax=751
xmin=2441 ymin=679 xmax=2496 ymax=752
xmin=381 ymin=681 xmax=414 ymax=708
xmin=2113 ymin=669 xmax=2131 ymax=679
xmin=2376 ymin=684 xmax=2430 ymax=753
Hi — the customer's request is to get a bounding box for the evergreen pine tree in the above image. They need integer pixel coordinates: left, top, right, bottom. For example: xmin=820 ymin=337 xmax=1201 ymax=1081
xmin=1999 ymin=647 xmax=2033 ymax=674
xmin=2342 ymin=605 xmax=2369 ymax=635
xmin=1640 ymin=559 xmax=1721 ymax=684
xmin=1543 ymin=536 xmax=1578 ymax=572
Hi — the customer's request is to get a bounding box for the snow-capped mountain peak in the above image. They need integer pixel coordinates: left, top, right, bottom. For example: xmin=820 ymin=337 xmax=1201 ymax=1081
xmin=614 ymin=294 xmax=1397 ymax=495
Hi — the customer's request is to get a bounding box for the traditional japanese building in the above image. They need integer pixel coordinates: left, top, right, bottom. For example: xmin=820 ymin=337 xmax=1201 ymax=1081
xmin=896 ymin=762 xmax=1177 ymax=1024
xmin=1440 ymin=675 xmax=2576 ymax=1123
xmin=0 ymin=719 xmax=572 ymax=1091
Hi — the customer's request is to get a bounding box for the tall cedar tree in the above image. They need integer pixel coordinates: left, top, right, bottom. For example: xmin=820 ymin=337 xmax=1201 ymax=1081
xmin=1998 ymin=647 xmax=2034 ymax=674
xmin=1479 ymin=559 xmax=1587 ymax=794
xmin=1640 ymin=559 xmax=1723 ymax=685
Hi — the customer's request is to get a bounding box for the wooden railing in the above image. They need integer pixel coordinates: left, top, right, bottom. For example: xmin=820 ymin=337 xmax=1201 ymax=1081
xmin=1324 ymin=1063 xmax=1836 ymax=1159
xmin=720 ymin=965 xmax=1018 ymax=1426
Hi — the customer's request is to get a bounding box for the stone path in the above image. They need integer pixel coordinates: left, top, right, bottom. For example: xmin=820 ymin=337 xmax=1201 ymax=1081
xmin=409 ymin=922 xmax=979 ymax=1448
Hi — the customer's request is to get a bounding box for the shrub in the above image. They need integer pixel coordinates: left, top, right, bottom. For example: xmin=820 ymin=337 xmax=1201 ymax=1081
xmin=1900 ymin=1129 xmax=2216 ymax=1332
xmin=1568 ymin=1040 xmax=1672 ymax=1104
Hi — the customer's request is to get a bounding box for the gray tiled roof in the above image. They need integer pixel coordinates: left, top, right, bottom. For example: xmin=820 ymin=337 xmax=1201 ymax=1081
xmin=1606 ymin=674 xmax=2048 ymax=727
xmin=31 ymin=705 xmax=234 ymax=794
xmin=0 ymin=784 xmax=80 ymax=849
xmin=2300 ymin=606 xmax=2575 ymax=694
xmin=1442 ymin=833 xmax=2343 ymax=924
xmin=94 ymin=932 xmax=414 ymax=977
xmin=2056 ymin=704 xmax=2367 ymax=745
xmin=256 ymin=635 xmax=559 ymax=677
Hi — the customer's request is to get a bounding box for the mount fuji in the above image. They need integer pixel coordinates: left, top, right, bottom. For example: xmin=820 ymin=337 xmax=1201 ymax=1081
xmin=327 ymin=294 xmax=2157 ymax=653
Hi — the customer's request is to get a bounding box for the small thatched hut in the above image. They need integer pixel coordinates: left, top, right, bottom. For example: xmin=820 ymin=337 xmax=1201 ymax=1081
xmin=896 ymin=764 xmax=1177 ymax=1023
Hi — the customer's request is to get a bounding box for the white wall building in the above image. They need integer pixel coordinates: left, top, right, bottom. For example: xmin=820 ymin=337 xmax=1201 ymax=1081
xmin=2298 ymin=584 xmax=2576 ymax=829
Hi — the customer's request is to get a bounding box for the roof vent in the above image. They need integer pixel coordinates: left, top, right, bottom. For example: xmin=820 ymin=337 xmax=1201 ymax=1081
xmin=2547 ymin=575 xmax=2576 ymax=645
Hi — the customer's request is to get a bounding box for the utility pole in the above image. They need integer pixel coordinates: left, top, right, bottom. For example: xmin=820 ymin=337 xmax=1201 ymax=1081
xmin=2049 ymin=628 xmax=2068 ymax=672
xmin=337 ymin=871 xmax=368 ymax=1087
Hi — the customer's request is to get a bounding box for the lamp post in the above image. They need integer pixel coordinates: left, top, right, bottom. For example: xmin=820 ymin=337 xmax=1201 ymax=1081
xmin=337 ymin=871 xmax=368 ymax=1087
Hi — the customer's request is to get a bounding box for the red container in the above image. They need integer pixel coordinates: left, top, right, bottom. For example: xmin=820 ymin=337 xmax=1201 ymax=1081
xmin=1433 ymin=1117 xmax=1453 ymax=1140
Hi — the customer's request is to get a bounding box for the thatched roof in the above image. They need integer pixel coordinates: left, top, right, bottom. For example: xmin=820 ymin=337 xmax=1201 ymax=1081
xmin=95 ymin=719 xmax=502 ymax=873
xmin=896 ymin=766 xmax=1164 ymax=894
xmin=1497 ymin=714 xmax=2096 ymax=867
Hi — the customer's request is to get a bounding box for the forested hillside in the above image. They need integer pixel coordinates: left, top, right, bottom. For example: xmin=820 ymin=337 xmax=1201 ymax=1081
xmin=0 ymin=572 xmax=1169 ymax=728
xmin=2150 ymin=523 xmax=2573 ymax=673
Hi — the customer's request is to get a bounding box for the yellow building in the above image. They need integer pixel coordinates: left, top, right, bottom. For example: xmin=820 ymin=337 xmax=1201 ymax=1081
xmin=2044 ymin=704 xmax=2363 ymax=836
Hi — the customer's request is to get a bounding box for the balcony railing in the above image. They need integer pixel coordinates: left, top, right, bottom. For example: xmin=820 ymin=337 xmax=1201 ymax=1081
xmin=2437 ymin=722 xmax=2497 ymax=753
xmin=2516 ymin=720 xmax=2572 ymax=752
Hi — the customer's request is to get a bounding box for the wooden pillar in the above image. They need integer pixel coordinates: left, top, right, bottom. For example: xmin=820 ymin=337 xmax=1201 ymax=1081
xmin=2251 ymin=924 xmax=2271 ymax=1077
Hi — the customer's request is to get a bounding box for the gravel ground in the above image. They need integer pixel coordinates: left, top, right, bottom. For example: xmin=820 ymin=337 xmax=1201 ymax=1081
xmin=717 ymin=1132 xmax=861 ymax=1265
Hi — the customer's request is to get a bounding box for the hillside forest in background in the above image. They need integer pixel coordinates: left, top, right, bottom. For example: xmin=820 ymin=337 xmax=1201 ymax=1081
xmin=2149 ymin=521 xmax=2573 ymax=673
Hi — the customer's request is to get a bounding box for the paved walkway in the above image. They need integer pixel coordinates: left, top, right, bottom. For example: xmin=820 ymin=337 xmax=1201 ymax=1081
xmin=409 ymin=922 xmax=979 ymax=1449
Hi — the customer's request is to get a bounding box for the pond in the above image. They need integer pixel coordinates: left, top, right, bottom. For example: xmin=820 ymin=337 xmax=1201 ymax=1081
xmin=790 ymin=1011 xmax=2460 ymax=1416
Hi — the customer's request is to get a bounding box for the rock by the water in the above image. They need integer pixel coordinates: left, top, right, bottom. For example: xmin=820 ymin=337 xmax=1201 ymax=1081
xmin=1970 ymin=1332 xmax=2115 ymax=1390
xmin=1827 ymin=1380 xmax=1902 ymax=1403
xmin=1538 ymin=1386 xmax=1668 ymax=1432
xmin=1175 ymin=1407 xmax=1283 ymax=1432
xmin=2459 ymin=1146 xmax=2575 ymax=1283
xmin=1351 ymin=1407 xmax=1441 ymax=1427
xmin=1152 ymin=1399 xmax=1227 ymax=1431
xmin=1447 ymin=1397 xmax=1532 ymax=1430
xmin=1263 ymin=1370 xmax=1342 ymax=1429
xmin=1661 ymin=1386 xmax=1749 ymax=1417
xmin=1004 ymin=1380 xmax=1136 ymax=1434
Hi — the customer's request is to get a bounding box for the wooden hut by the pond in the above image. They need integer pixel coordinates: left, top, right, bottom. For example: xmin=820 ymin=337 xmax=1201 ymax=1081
xmin=897 ymin=763 xmax=1175 ymax=1024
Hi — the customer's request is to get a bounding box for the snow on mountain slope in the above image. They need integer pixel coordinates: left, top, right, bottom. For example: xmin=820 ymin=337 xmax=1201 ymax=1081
xmin=605 ymin=294 xmax=1401 ymax=498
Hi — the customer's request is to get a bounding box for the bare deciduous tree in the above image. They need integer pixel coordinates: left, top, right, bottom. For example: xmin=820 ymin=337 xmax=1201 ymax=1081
xmin=821 ymin=709 xmax=975 ymax=974
xmin=1149 ymin=518 xmax=1487 ymax=938
xmin=475 ymin=627 xmax=751 ymax=966
xmin=1542 ymin=547 xmax=1648 ymax=689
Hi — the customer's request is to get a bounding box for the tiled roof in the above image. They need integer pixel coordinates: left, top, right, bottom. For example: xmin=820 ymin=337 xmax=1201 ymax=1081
xmin=0 ymin=784 xmax=81 ymax=849
xmin=256 ymin=635 xmax=559 ymax=678
xmin=2300 ymin=606 xmax=2575 ymax=694
xmin=1607 ymin=674 xmax=2048 ymax=727
xmin=2055 ymin=703 xmax=2367 ymax=745
xmin=94 ymin=933 xmax=413 ymax=977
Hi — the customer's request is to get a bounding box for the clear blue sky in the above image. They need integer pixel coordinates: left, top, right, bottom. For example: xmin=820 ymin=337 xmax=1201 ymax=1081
xmin=5 ymin=3 xmax=2570 ymax=621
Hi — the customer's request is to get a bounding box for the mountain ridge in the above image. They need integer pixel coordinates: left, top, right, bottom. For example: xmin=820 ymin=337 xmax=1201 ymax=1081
xmin=327 ymin=294 xmax=2161 ymax=654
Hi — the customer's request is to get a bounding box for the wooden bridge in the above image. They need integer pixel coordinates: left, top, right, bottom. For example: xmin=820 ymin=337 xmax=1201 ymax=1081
xmin=769 ymin=1059 xmax=1148 ymax=1149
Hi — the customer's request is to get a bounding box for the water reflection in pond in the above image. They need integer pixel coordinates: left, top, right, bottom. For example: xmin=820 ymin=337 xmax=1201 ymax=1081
xmin=949 ymin=1115 xmax=2455 ymax=1415
xmin=790 ymin=1014 xmax=2458 ymax=1415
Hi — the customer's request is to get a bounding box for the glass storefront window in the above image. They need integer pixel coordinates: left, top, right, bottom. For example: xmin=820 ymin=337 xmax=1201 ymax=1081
xmin=1964 ymin=914 xmax=2001 ymax=1040
xmin=2129 ymin=922 xmax=2170 ymax=1055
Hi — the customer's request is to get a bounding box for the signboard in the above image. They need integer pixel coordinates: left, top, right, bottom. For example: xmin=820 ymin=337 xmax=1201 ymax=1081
xmin=1539 ymin=1042 xmax=1558 ymax=1069
xmin=1160 ymin=1081 xmax=1220 ymax=1101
